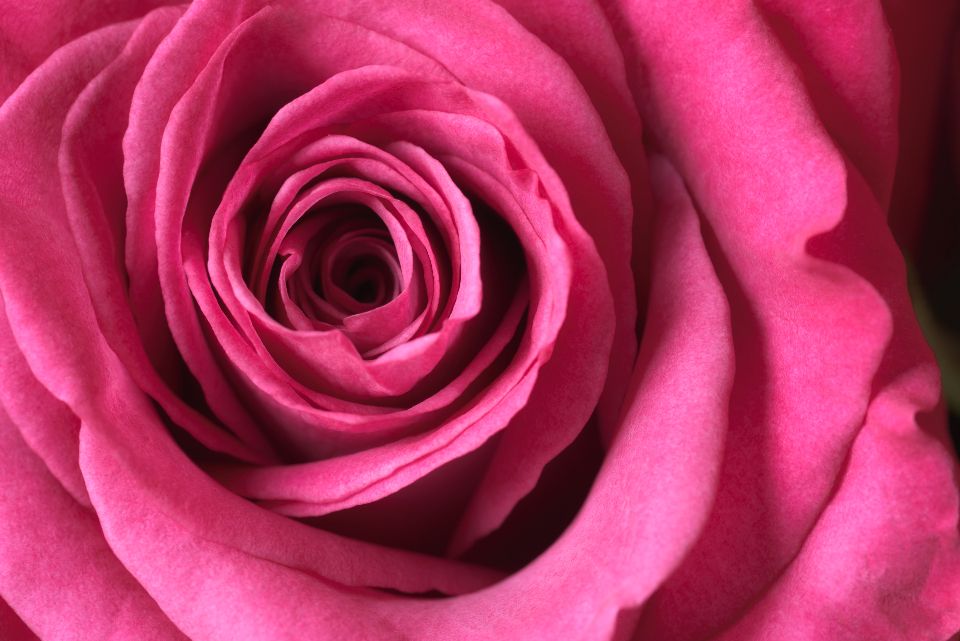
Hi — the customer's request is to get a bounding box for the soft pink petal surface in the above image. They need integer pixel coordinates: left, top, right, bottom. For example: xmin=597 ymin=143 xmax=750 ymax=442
xmin=0 ymin=0 xmax=957 ymax=639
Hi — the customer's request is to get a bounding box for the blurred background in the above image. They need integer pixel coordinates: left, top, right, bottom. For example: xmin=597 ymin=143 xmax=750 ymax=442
xmin=886 ymin=0 xmax=960 ymax=456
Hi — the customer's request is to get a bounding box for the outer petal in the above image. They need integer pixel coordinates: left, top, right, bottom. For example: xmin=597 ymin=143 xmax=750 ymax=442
xmin=712 ymin=388 xmax=960 ymax=641
xmin=0 ymin=299 xmax=86 ymax=506
xmin=0 ymin=14 xmax=189 ymax=640
xmin=0 ymin=402 xmax=186 ymax=640
xmin=486 ymin=0 xmax=652 ymax=421
xmin=0 ymin=0 xmax=177 ymax=103
xmin=610 ymin=1 xmax=960 ymax=638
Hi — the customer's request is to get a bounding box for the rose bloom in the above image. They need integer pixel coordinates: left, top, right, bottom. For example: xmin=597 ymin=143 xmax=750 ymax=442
xmin=0 ymin=1 xmax=958 ymax=640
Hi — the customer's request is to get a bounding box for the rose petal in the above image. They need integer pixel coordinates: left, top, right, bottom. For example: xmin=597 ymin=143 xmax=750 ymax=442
xmin=81 ymin=152 xmax=730 ymax=641
xmin=0 ymin=299 xmax=87 ymax=506
xmin=709 ymin=381 xmax=960 ymax=641
xmin=377 ymin=152 xmax=732 ymax=640
xmin=0 ymin=0 xmax=177 ymax=103
xmin=0 ymin=406 xmax=186 ymax=640
xmin=612 ymin=2 xmax=957 ymax=638
xmin=489 ymin=0 xmax=653 ymax=436
xmin=319 ymin=0 xmax=639 ymax=435
xmin=53 ymin=6 xmax=277 ymax=464
xmin=0 ymin=5 xmax=502 ymax=607
xmin=756 ymin=0 xmax=898 ymax=203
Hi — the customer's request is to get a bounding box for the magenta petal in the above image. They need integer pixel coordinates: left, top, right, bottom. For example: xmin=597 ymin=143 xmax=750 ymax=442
xmin=0 ymin=407 xmax=186 ymax=640
xmin=0 ymin=300 xmax=87 ymax=506
xmin=0 ymin=0 xmax=178 ymax=103
xmin=1 ymin=0 xmax=957 ymax=639
xmin=615 ymin=2 xmax=958 ymax=639
xmin=54 ymin=7 xmax=274 ymax=465
xmin=78 ymin=403 xmax=504 ymax=594
xmin=321 ymin=0 xmax=639 ymax=434
xmin=0 ymin=598 xmax=38 ymax=641
xmin=711 ymin=391 xmax=960 ymax=640
xmin=366 ymin=152 xmax=734 ymax=640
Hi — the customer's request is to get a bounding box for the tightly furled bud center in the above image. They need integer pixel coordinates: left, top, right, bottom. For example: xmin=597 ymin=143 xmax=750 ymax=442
xmin=246 ymin=183 xmax=443 ymax=359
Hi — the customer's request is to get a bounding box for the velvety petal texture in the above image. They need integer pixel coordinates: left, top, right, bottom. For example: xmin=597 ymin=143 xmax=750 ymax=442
xmin=0 ymin=0 xmax=957 ymax=640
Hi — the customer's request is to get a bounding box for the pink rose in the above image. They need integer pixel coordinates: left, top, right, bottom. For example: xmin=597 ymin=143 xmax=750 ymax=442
xmin=1 ymin=1 xmax=958 ymax=640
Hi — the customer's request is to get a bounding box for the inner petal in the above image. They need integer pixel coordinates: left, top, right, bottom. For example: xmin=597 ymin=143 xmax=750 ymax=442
xmin=319 ymin=233 xmax=401 ymax=314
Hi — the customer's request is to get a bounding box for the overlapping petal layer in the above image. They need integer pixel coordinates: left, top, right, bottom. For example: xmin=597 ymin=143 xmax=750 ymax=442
xmin=0 ymin=0 xmax=956 ymax=640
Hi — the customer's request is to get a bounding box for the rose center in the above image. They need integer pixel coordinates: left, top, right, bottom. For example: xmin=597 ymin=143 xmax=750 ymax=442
xmin=318 ymin=233 xmax=401 ymax=312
